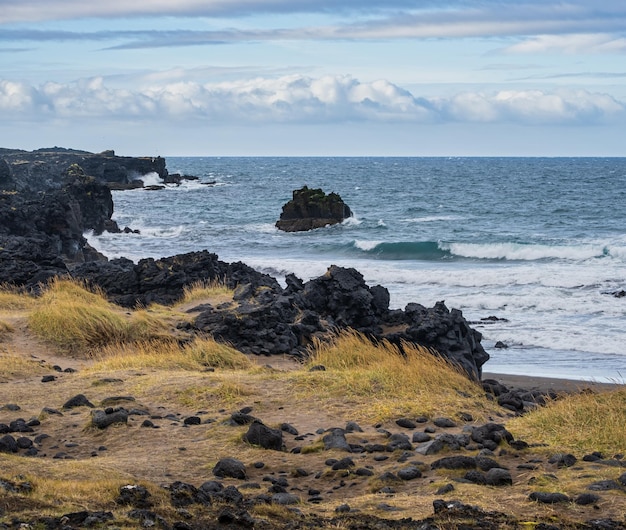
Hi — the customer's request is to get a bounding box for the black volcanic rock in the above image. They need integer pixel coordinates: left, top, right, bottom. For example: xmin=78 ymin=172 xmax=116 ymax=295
xmin=276 ymin=186 xmax=352 ymax=232
xmin=0 ymin=147 xmax=167 ymax=192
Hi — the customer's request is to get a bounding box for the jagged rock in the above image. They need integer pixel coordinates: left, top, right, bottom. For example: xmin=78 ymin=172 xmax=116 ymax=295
xmin=276 ymin=186 xmax=352 ymax=232
xmin=213 ymin=458 xmax=247 ymax=480
xmin=90 ymin=408 xmax=129 ymax=429
xmin=169 ymin=481 xmax=211 ymax=507
xmin=323 ymin=428 xmax=352 ymax=452
xmin=63 ymin=394 xmax=95 ymax=409
xmin=116 ymin=485 xmax=153 ymax=508
xmin=243 ymin=421 xmax=284 ymax=451
xmin=0 ymin=147 xmax=167 ymax=193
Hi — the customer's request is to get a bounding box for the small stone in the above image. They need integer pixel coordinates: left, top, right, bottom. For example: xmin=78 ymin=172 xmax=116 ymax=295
xmin=213 ymin=458 xmax=246 ymax=480
xmin=63 ymin=394 xmax=95 ymax=409
xmin=271 ymin=492 xmax=300 ymax=505
xmin=433 ymin=417 xmax=457 ymax=428
xmin=528 ymin=492 xmax=570 ymax=504
xmin=331 ymin=457 xmax=355 ymax=471
xmin=574 ymin=493 xmax=600 ymax=506
xmin=436 ymin=483 xmax=455 ymax=495
xmin=396 ymin=418 xmax=417 ymax=429
xmin=41 ymin=375 xmax=56 ymax=383
xmin=485 ymin=468 xmax=512 ymax=486
xmin=548 ymin=453 xmax=577 ymax=468
xmin=397 ymin=466 xmax=422 ymax=481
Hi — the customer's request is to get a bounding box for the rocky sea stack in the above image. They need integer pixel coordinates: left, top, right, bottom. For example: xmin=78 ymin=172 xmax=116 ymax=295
xmin=275 ymin=186 xmax=352 ymax=232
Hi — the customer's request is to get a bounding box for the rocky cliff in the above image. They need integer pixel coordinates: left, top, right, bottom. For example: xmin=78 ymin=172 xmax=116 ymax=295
xmin=0 ymin=147 xmax=167 ymax=192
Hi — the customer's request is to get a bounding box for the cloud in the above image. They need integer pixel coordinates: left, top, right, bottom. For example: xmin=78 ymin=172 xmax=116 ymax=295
xmin=503 ymin=34 xmax=626 ymax=54
xmin=0 ymin=0 xmax=442 ymax=23
xmin=1 ymin=74 xmax=623 ymax=126
xmin=2 ymin=2 xmax=626 ymax=49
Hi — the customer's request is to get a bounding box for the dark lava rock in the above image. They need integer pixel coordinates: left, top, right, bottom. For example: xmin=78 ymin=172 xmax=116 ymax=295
xmin=271 ymin=492 xmax=300 ymax=505
xmin=243 ymin=421 xmax=284 ymax=451
xmin=275 ymin=186 xmax=352 ymax=232
xmin=331 ymin=457 xmax=355 ymax=471
xmin=528 ymin=492 xmax=570 ymax=504
xmin=397 ymin=466 xmax=422 ymax=481
xmin=387 ymin=433 xmax=413 ymax=452
xmin=63 ymin=394 xmax=95 ymax=409
xmin=116 ymin=484 xmax=153 ymax=508
xmin=485 ymin=468 xmax=513 ymax=486
xmin=396 ymin=418 xmax=417 ymax=429
xmin=323 ymin=428 xmax=352 ymax=452
xmin=0 ymin=434 xmax=18 ymax=453
xmin=548 ymin=453 xmax=578 ymax=468
xmin=575 ymin=493 xmax=600 ymax=505
xmin=213 ymin=458 xmax=247 ymax=480
xmin=433 ymin=417 xmax=457 ymax=428
xmin=90 ymin=408 xmax=129 ymax=429
xmin=431 ymin=456 xmax=477 ymax=470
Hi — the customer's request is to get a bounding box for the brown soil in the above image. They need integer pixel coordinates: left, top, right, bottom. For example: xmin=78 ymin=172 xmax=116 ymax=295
xmin=1 ymin=305 xmax=625 ymax=530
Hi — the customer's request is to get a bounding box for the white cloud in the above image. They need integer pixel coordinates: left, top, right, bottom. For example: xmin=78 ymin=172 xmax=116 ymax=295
xmin=0 ymin=74 xmax=623 ymax=126
xmin=504 ymin=34 xmax=626 ymax=54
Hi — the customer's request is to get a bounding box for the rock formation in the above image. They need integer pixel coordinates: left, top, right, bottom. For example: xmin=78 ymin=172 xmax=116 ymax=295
xmin=0 ymin=147 xmax=488 ymax=379
xmin=0 ymin=147 xmax=167 ymax=192
xmin=276 ymin=186 xmax=352 ymax=232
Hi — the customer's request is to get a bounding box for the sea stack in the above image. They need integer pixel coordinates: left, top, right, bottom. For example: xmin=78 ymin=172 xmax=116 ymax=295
xmin=275 ymin=186 xmax=352 ymax=232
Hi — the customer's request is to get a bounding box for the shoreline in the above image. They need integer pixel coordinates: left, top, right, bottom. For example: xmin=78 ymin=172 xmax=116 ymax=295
xmin=483 ymin=371 xmax=622 ymax=393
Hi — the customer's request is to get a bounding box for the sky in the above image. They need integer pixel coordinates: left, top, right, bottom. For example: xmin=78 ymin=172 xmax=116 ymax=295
xmin=0 ymin=0 xmax=625 ymax=156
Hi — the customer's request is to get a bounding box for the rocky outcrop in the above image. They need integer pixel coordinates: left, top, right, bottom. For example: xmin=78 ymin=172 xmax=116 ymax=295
xmin=71 ymin=250 xmax=280 ymax=308
xmin=0 ymin=177 xmax=118 ymax=286
xmin=0 ymin=147 xmax=167 ymax=192
xmin=276 ymin=186 xmax=352 ymax=232
xmin=72 ymin=256 xmax=488 ymax=378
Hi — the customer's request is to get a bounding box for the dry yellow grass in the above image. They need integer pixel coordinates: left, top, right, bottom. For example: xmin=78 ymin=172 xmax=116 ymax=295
xmin=294 ymin=330 xmax=494 ymax=423
xmin=181 ymin=278 xmax=234 ymax=306
xmin=4 ymin=282 xmax=626 ymax=528
xmin=0 ymin=353 xmax=49 ymax=379
xmin=89 ymin=336 xmax=251 ymax=372
xmin=0 ymin=285 xmax=35 ymax=311
xmin=0 ymin=319 xmax=14 ymax=339
xmin=27 ymin=279 xmax=167 ymax=353
xmin=508 ymin=388 xmax=626 ymax=455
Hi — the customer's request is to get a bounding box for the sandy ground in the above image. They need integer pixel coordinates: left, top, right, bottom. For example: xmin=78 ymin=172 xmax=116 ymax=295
xmin=483 ymin=371 xmax=621 ymax=394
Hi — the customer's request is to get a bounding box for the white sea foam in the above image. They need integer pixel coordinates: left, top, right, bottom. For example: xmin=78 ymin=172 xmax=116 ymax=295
xmin=353 ymin=240 xmax=382 ymax=251
xmin=401 ymin=215 xmax=463 ymax=223
xmin=446 ymin=242 xmax=606 ymax=261
xmin=137 ymin=172 xmax=163 ymax=187
xmin=342 ymin=215 xmax=362 ymax=227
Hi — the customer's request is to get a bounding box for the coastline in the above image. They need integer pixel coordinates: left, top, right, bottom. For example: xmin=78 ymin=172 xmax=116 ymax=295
xmin=483 ymin=371 xmax=622 ymax=394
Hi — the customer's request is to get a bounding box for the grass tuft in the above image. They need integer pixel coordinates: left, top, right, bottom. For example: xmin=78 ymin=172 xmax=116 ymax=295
xmin=296 ymin=330 xmax=493 ymax=422
xmin=508 ymin=388 xmax=626 ymax=455
xmin=0 ymin=285 xmax=35 ymax=311
xmin=183 ymin=337 xmax=252 ymax=369
xmin=181 ymin=278 xmax=234 ymax=305
xmin=28 ymin=279 xmax=164 ymax=353
xmin=0 ymin=319 xmax=14 ymax=339
xmin=89 ymin=336 xmax=251 ymax=372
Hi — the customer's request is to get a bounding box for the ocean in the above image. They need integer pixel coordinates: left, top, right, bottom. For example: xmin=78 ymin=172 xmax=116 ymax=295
xmin=87 ymin=157 xmax=626 ymax=382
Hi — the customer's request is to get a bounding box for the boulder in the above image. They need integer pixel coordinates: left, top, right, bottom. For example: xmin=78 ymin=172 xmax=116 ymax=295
xmin=242 ymin=421 xmax=284 ymax=451
xmin=276 ymin=186 xmax=352 ymax=232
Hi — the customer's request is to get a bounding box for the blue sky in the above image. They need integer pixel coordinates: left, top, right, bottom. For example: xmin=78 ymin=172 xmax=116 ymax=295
xmin=1 ymin=0 xmax=625 ymax=156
